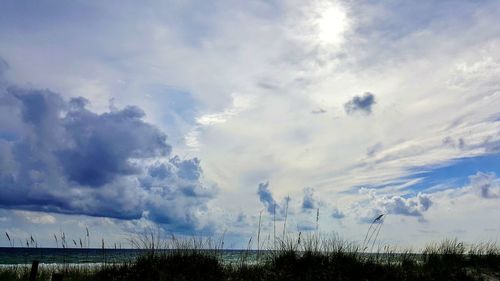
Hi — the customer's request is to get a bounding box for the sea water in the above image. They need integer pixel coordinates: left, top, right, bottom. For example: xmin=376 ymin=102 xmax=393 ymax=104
xmin=0 ymin=248 xmax=260 ymax=267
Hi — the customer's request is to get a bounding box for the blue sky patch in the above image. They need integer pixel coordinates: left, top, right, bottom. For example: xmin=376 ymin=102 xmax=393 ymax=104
xmin=405 ymin=154 xmax=500 ymax=192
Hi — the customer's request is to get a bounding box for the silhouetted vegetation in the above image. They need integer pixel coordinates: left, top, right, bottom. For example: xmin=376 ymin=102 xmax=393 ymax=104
xmin=1 ymin=235 xmax=500 ymax=281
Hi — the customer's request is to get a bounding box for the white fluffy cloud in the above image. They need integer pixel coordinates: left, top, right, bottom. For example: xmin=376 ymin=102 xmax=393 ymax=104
xmin=15 ymin=211 xmax=56 ymax=224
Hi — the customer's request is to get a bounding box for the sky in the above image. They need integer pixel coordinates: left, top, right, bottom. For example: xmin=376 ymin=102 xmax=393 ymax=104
xmin=1 ymin=0 xmax=500 ymax=249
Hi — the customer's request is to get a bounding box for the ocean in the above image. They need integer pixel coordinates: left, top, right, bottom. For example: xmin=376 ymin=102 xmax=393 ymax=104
xmin=0 ymin=248 xmax=260 ymax=267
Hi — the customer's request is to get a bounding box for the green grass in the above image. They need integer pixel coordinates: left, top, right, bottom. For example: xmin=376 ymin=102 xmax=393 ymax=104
xmin=1 ymin=236 xmax=500 ymax=281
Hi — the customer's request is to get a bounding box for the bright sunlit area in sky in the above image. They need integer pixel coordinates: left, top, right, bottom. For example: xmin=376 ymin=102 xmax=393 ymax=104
xmin=315 ymin=1 xmax=349 ymax=46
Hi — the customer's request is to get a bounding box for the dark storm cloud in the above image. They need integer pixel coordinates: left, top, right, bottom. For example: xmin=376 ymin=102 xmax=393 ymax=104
xmin=344 ymin=92 xmax=376 ymax=115
xmin=140 ymin=157 xmax=216 ymax=199
xmin=58 ymin=104 xmax=170 ymax=187
xmin=0 ymin=72 xmax=216 ymax=233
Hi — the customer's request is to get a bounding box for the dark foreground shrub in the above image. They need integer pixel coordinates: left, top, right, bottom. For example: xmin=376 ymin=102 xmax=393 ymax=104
xmin=267 ymin=250 xmax=402 ymax=281
xmin=92 ymin=252 xmax=224 ymax=281
xmin=1 ymin=238 xmax=499 ymax=281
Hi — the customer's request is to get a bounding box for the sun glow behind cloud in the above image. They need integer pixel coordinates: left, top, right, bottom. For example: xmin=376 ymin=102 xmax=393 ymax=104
xmin=314 ymin=1 xmax=349 ymax=46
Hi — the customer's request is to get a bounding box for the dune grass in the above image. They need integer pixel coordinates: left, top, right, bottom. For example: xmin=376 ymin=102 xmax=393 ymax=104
xmin=1 ymin=234 xmax=500 ymax=281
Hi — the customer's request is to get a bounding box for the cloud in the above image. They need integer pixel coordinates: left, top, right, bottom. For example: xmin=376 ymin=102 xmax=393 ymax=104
xmin=356 ymin=189 xmax=433 ymax=223
xmin=57 ymin=102 xmax=170 ymax=187
xmin=256 ymin=182 xmax=292 ymax=219
xmin=469 ymin=172 xmax=500 ymax=198
xmin=331 ymin=208 xmax=345 ymax=219
xmin=257 ymin=182 xmax=278 ymax=215
xmin=377 ymin=193 xmax=432 ymax=217
xmin=344 ymin=92 xmax=376 ymax=115
xmin=15 ymin=211 xmax=56 ymax=224
xmin=483 ymin=137 xmax=500 ymax=154
xmin=442 ymin=137 xmax=466 ymax=150
xmin=236 ymin=212 xmax=246 ymax=224
xmin=0 ymin=58 xmax=8 ymax=76
xmin=301 ymin=187 xmax=317 ymax=211
xmin=0 ymin=75 xmax=216 ymax=233
xmin=297 ymin=221 xmax=316 ymax=232
xmin=353 ymin=170 xmax=500 ymax=225
xmin=138 ymin=157 xmax=218 ymax=232
xmin=186 ymin=93 xmax=255 ymax=150
xmin=366 ymin=142 xmax=383 ymax=157
xmin=311 ymin=108 xmax=327 ymax=114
